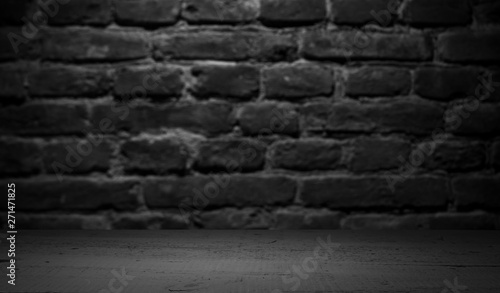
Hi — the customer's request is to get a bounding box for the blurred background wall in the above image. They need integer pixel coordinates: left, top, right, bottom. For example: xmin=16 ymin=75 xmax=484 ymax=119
xmin=1 ymin=0 xmax=499 ymax=229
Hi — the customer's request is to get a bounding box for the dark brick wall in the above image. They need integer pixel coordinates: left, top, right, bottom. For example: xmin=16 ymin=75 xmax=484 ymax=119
xmin=1 ymin=0 xmax=500 ymax=229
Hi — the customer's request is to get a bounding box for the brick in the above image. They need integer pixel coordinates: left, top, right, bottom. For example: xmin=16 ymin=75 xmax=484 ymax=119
xmin=195 ymin=139 xmax=266 ymax=172
xmin=401 ymin=0 xmax=471 ymax=26
xmin=46 ymin=0 xmax=112 ymax=25
xmin=314 ymin=102 xmax=377 ymax=133
xmin=37 ymin=28 xmax=149 ymax=61
xmin=323 ymin=98 xmax=444 ymax=135
xmin=331 ymin=0 xmax=399 ymax=25
xmin=115 ymin=65 xmax=183 ymax=99
xmin=91 ymin=102 xmax=233 ymax=137
xmin=0 ymin=102 xmax=87 ymax=135
xmin=245 ymin=109 xmax=290 ymax=133
xmin=115 ymin=0 xmax=181 ymax=25
xmin=236 ymin=102 xmax=299 ymax=136
xmin=144 ymin=175 xmax=296 ymax=208
xmin=154 ymin=31 xmax=297 ymax=61
xmin=447 ymin=104 xmax=500 ymax=135
xmin=346 ymin=66 xmax=411 ymax=97
xmin=191 ymin=65 xmax=259 ymax=100
xmin=300 ymin=176 xmax=449 ymax=208
xmin=342 ymin=214 xmax=431 ymax=229
xmin=270 ymin=139 xmax=342 ymax=171
xmin=112 ymin=212 xmax=188 ymax=229
xmin=301 ymin=103 xmax=332 ymax=131
xmin=429 ymin=212 xmax=498 ymax=229
xmin=17 ymin=213 xmax=109 ymax=229
xmin=122 ymin=136 xmax=188 ymax=174
xmin=437 ymin=30 xmax=500 ymax=63
xmin=490 ymin=70 xmax=500 ymax=103
xmin=302 ymin=31 xmax=432 ymax=61
xmin=59 ymin=178 xmax=139 ymax=211
xmin=156 ymin=102 xmax=234 ymax=136
xmin=349 ymin=137 xmax=411 ymax=172
xmin=415 ymin=67 xmax=482 ymax=101
xmin=0 ymin=139 xmax=41 ymax=175
xmin=183 ymin=0 xmax=259 ymax=23
xmin=0 ymin=64 xmax=27 ymax=98
xmin=474 ymin=0 xmax=500 ymax=24
xmin=7 ymin=178 xmax=139 ymax=211
xmin=198 ymin=208 xmax=272 ymax=229
xmin=42 ymin=139 xmax=113 ymax=174
xmin=28 ymin=65 xmax=113 ymax=97
xmin=0 ymin=27 xmax=30 ymax=60
xmin=275 ymin=208 xmax=343 ymax=229
xmin=419 ymin=141 xmax=486 ymax=171
xmin=0 ymin=0 xmax=33 ymax=25
xmin=259 ymin=0 xmax=327 ymax=26
xmin=263 ymin=64 xmax=334 ymax=100
xmin=452 ymin=175 xmax=500 ymax=209
xmin=493 ymin=141 xmax=500 ymax=170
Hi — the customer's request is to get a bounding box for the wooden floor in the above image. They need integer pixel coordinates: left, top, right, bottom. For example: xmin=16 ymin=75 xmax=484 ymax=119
xmin=1 ymin=231 xmax=499 ymax=292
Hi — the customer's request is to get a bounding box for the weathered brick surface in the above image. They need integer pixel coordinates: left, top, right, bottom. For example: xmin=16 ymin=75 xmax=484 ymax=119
xmin=182 ymin=0 xmax=259 ymax=24
xmin=42 ymin=138 xmax=114 ymax=174
xmin=17 ymin=213 xmax=109 ymax=230
xmin=115 ymin=0 xmax=181 ymax=25
xmin=447 ymin=104 xmax=500 ymax=135
xmin=263 ymin=64 xmax=334 ymax=100
xmin=0 ymin=139 xmax=41 ymax=175
xmin=493 ymin=141 xmax=500 ymax=170
xmin=302 ymin=31 xmax=432 ymax=61
xmin=349 ymin=136 xmax=411 ymax=172
xmin=331 ymin=0 xmax=399 ymax=25
xmin=154 ymin=31 xmax=297 ymax=61
xmin=270 ymin=139 xmax=342 ymax=171
xmin=300 ymin=176 xmax=449 ymax=208
xmin=198 ymin=208 xmax=272 ymax=229
xmin=415 ymin=67 xmax=482 ymax=101
xmin=0 ymin=0 xmax=34 ymax=25
xmin=111 ymin=212 xmax=188 ymax=229
xmin=28 ymin=65 xmax=113 ymax=97
xmin=144 ymin=175 xmax=296 ymax=208
xmin=429 ymin=212 xmax=498 ymax=229
xmin=0 ymin=27 xmax=31 ymax=60
xmin=122 ymin=136 xmax=188 ymax=174
xmin=37 ymin=28 xmax=149 ymax=61
xmin=194 ymin=139 xmax=266 ymax=172
xmin=275 ymin=208 xmax=343 ymax=229
xmin=342 ymin=212 xmax=499 ymax=229
xmin=191 ymin=65 xmax=259 ymax=100
xmin=90 ymin=102 xmax=233 ymax=136
xmin=47 ymin=0 xmax=112 ymax=25
xmin=259 ymin=0 xmax=327 ymax=26
xmin=474 ymin=0 xmax=500 ymax=24
xmin=3 ymin=0 xmax=499 ymax=229
xmin=452 ymin=176 xmax=500 ymax=209
xmin=401 ymin=0 xmax=471 ymax=26
xmin=306 ymin=98 xmax=444 ymax=135
xmin=0 ymin=102 xmax=87 ymax=135
xmin=342 ymin=214 xmax=431 ymax=229
xmin=236 ymin=102 xmax=299 ymax=136
xmin=114 ymin=65 xmax=183 ymax=98
xmin=437 ymin=30 xmax=500 ymax=63
xmin=419 ymin=141 xmax=486 ymax=171
xmin=3 ymin=178 xmax=139 ymax=211
xmin=0 ymin=64 xmax=27 ymax=98
xmin=346 ymin=66 xmax=411 ymax=97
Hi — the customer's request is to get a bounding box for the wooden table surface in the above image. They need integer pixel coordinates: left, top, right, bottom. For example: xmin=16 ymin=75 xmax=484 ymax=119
xmin=1 ymin=231 xmax=499 ymax=292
